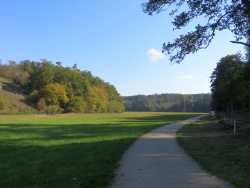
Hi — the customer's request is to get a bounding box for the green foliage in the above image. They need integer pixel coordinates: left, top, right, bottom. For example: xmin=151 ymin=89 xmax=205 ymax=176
xmin=46 ymin=105 xmax=63 ymax=114
xmin=66 ymin=96 xmax=87 ymax=112
xmin=108 ymin=100 xmax=125 ymax=113
xmin=124 ymin=94 xmax=211 ymax=112
xmin=42 ymin=83 xmax=69 ymax=106
xmin=0 ymin=60 xmax=124 ymax=113
xmin=143 ymin=0 xmax=250 ymax=63
xmin=28 ymin=89 xmax=39 ymax=103
xmin=86 ymin=85 xmax=109 ymax=112
xmin=211 ymin=54 xmax=250 ymax=113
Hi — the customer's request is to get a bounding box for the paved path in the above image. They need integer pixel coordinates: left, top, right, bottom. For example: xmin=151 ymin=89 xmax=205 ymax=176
xmin=110 ymin=116 xmax=232 ymax=188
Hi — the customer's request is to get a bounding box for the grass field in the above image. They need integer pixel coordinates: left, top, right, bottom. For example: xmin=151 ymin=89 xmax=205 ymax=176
xmin=177 ymin=117 xmax=250 ymax=188
xmin=0 ymin=112 xmax=200 ymax=188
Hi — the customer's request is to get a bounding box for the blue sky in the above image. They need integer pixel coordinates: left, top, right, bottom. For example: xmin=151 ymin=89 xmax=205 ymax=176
xmin=0 ymin=0 xmax=244 ymax=96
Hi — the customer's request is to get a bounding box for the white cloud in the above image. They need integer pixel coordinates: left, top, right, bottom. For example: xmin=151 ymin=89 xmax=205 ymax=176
xmin=177 ymin=73 xmax=193 ymax=80
xmin=147 ymin=48 xmax=164 ymax=62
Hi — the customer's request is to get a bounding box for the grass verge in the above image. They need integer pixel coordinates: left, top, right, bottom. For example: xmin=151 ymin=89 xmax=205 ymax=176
xmin=177 ymin=116 xmax=250 ymax=188
xmin=0 ymin=112 xmax=199 ymax=188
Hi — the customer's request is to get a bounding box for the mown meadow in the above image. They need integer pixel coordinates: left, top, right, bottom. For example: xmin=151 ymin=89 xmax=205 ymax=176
xmin=0 ymin=112 xmax=201 ymax=188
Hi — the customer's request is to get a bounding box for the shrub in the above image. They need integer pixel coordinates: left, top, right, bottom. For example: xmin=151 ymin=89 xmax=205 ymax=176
xmin=37 ymin=98 xmax=47 ymax=112
xmin=46 ymin=105 xmax=63 ymax=115
xmin=28 ymin=90 xmax=39 ymax=103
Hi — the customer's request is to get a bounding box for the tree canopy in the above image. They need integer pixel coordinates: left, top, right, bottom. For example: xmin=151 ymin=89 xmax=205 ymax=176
xmin=211 ymin=54 xmax=250 ymax=115
xmin=0 ymin=60 xmax=124 ymax=113
xmin=143 ymin=0 xmax=250 ymax=63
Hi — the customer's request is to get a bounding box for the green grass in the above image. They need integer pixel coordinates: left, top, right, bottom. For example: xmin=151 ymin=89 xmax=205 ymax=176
xmin=177 ymin=116 xmax=250 ymax=188
xmin=0 ymin=112 xmax=200 ymax=188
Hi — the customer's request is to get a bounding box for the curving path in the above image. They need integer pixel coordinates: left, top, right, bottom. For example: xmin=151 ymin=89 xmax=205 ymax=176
xmin=110 ymin=116 xmax=232 ymax=188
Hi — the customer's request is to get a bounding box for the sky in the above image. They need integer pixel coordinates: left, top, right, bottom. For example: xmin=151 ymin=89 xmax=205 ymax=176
xmin=0 ymin=0 xmax=244 ymax=96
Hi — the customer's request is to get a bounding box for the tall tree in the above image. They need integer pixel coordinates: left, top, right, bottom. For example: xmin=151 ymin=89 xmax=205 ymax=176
xmin=211 ymin=54 xmax=247 ymax=114
xmin=143 ymin=0 xmax=250 ymax=63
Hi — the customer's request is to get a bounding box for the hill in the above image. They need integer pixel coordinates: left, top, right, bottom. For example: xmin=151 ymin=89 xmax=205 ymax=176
xmin=0 ymin=77 xmax=36 ymax=113
xmin=0 ymin=60 xmax=124 ymax=114
xmin=123 ymin=93 xmax=211 ymax=112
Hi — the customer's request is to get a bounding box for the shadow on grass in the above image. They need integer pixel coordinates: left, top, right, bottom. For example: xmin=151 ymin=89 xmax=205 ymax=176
xmin=0 ymin=123 xmax=159 ymax=141
xmin=0 ymin=138 xmax=136 ymax=188
xmin=177 ymin=119 xmax=250 ymax=188
xmin=0 ymin=123 xmax=161 ymax=188
xmin=0 ymin=113 xmax=198 ymax=188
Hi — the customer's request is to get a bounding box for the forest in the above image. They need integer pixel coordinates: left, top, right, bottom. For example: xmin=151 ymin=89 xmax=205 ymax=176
xmin=123 ymin=93 xmax=211 ymax=112
xmin=0 ymin=60 xmax=124 ymax=113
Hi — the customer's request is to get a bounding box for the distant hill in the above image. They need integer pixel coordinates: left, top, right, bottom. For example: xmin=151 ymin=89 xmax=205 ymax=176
xmin=123 ymin=93 xmax=211 ymax=112
xmin=0 ymin=77 xmax=36 ymax=113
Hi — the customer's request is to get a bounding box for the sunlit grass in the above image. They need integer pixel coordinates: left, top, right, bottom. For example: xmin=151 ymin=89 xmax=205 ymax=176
xmin=0 ymin=112 xmax=200 ymax=188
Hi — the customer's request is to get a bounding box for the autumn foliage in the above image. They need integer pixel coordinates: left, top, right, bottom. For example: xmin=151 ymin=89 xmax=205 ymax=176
xmin=0 ymin=60 xmax=124 ymax=113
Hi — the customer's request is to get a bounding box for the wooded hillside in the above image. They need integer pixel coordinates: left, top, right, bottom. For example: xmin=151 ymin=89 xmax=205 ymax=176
xmin=123 ymin=94 xmax=211 ymax=112
xmin=0 ymin=60 xmax=124 ymax=113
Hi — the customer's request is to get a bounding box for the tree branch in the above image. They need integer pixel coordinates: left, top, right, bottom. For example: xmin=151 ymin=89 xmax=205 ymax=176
xmin=230 ymin=41 xmax=250 ymax=47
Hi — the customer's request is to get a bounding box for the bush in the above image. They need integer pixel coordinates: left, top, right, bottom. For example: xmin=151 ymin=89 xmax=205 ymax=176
xmin=37 ymin=98 xmax=47 ymax=112
xmin=28 ymin=90 xmax=39 ymax=103
xmin=46 ymin=105 xmax=63 ymax=114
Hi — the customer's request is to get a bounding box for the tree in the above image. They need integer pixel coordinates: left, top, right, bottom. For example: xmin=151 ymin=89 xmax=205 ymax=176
xmin=43 ymin=83 xmax=69 ymax=106
xmin=66 ymin=97 xmax=87 ymax=112
xmin=211 ymin=54 xmax=247 ymax=114
xmin=86 ymin=85 xmax=109 ymax=112
xmin=143 ymin=0 xmax=250 ymax=63
xmin=31 ymin=61 xmax=54 ymax=90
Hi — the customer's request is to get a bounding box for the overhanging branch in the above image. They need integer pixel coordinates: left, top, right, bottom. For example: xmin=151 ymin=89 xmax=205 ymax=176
xmin=230 ymin=41 xmax=250 ymax=47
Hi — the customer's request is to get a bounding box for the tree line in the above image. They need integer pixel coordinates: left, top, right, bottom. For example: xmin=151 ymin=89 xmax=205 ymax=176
xmin=123 ymin=94 xmax=211 ymax=112
xmin=0 ymin=60 xmax=124 ymax=113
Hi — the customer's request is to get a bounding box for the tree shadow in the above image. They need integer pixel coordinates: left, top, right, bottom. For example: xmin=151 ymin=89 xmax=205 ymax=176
xmin=0 ymin=113 xmax=198 ymax=188
xmin=0 ymin=138 xmax=136 ymax=188
xmin=0 ymin=121 xmax=163 ymax=188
